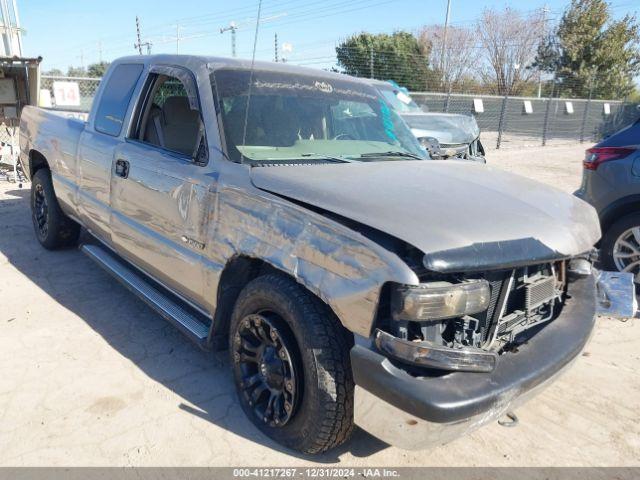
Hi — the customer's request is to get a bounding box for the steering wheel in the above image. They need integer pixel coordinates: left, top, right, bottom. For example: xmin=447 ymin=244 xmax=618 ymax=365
xmin=333 ymin=133 xmax=356 ymax=140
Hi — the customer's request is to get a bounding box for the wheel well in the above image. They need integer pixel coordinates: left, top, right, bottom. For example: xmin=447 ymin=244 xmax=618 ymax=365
xmin=29 ymin=150 xmax=49 ymax=178
xmin=211 ymin=256 xmax=279 ymax=348
xmin=210 ymin=256 xmax=348 ymax=350
xmin=601 ymin=198 xmax=640 ymax=235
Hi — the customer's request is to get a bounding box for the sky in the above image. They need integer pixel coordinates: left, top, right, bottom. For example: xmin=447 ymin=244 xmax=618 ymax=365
xmin=17 ymin=0 xmax=639 ymax=73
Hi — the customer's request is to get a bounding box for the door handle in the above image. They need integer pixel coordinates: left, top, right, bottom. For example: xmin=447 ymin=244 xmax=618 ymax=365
xmin=115 ymin=159 xmax=130 ymax=178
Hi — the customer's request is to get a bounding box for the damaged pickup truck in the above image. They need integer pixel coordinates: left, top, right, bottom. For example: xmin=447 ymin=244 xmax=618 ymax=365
xmin=19 ymin=55 xmax=602 ymax=454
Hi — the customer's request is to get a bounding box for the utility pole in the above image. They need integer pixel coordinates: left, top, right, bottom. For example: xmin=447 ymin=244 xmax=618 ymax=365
xmin=274 ymin=33 xmax=278 ymax=62
xmin=220 ymin=22 xmax=238 ymax=57
xmin=537 ymin=5 xmax=550 ymax=98
xmin=135 ymin=16 xmax=143 ymax=54
xmin=176 ymin=23 xmax=181 ymax=54
xmin=440 ymin=0 xmax=452 ymax=89
xmin=231 ymin=27 xmax=236 ymax=57
xmin=134 ymin=16 xmax=152 ymax=55
xmin=98 ymin=40 xmax=103 ymax=63
xmin=219 ymin=14 xmax=286 ymax=59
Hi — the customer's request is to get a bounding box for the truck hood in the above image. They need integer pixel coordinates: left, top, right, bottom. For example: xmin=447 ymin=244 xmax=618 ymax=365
xmin=250 ymin=161 xmax=601 ymax=272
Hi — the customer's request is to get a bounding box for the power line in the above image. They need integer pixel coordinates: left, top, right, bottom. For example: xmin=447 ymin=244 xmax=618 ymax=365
xmin=45 ymin=0 xmax=637 ymax=63
xmin=62 ymin=0 xmax=296 ymax=53
xmin=42 ymin=0 xmax=639 ymax=69
xmin=58 ymin=0 xmax=393 ymax=62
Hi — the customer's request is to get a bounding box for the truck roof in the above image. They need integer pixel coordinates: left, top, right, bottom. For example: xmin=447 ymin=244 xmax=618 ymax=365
xmin=112 ymin=54 xmax=369 ymax=85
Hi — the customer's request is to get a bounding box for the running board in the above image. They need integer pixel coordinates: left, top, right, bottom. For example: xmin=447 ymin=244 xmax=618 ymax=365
xmin=81 ymin=244 xmax=211 ymax=348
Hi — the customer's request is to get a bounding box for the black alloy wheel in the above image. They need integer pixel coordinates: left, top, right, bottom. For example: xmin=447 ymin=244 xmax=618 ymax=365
xmin=30 ymin=168 xmax=81 ymax=249
xmin=229 ymin=273 xmax=354 ymax=454
xmin=33 ymin=182 xmax=49 ymax=240
xmin=232 ymin=312 xmax=300 ymax=428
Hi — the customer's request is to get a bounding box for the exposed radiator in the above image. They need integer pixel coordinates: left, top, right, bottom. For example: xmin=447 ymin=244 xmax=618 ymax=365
xmin=525 ymin=275 xmax=556 ymax=313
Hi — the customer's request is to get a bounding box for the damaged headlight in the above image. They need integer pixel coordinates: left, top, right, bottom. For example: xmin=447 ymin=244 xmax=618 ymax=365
xmin=391 ymin=280 xmax=490 ymax=321
xmin=375 ymin=329 xmax=497 ymax=372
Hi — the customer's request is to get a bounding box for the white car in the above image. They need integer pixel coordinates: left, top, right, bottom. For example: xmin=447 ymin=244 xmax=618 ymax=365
xmin=367 ymin=79 xmax=486 ymax=161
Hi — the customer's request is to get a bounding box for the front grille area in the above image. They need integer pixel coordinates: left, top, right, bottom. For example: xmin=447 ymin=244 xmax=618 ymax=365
xmin=497 ymin=314 xmax=527 ymax=335
xmin=525 ymin=275 xmax=556 ymax=312
xmin=474 ymin=276 xmax=506 ymax=342
xmin=484 ymin=263 xmax=564 ymax=350
xmin=390 ymin=260 xmax=567 ymax=355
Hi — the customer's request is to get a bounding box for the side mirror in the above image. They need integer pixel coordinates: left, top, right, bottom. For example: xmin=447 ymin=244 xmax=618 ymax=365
xmin=192 ymin=122 xmax=209 ymax=166
xmin=193 ymin=136 xmax=209 ymax=166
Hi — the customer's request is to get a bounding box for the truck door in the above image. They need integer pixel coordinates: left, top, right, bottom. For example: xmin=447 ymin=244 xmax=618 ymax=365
xmin=109 ymin=66 xmax=215 ymax=309
xmin=77 ymin=63 xmax=144 ymax=243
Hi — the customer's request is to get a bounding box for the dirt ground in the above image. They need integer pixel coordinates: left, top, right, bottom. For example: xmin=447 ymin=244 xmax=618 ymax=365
xmin=0 ymin=143 xmax=638 ymax=467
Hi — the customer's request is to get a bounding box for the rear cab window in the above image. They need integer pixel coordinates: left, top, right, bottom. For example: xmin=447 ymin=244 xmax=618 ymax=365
xmin=94 ymin=64 xmax=143 ymax=137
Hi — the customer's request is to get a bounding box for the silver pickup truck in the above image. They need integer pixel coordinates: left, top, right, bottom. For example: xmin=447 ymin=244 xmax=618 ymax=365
xmin=19 ymin=55 xmax=601 ymax=454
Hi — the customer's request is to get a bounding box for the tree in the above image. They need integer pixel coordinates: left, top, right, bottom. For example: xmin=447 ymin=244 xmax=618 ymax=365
xmin=335 ymin=32 xmax=431 ymax=91
xmin=476 ymin=7 xmax=544 ymax=95
xmin=535 ymin=0 xmax=640 ymax=99
xmin=418 ymin=25 xmax=480 ymax=92
xmin=66 ymin=66 xmax=87 ymax=77
xmin=43 ymin=68 xmax=64 ymax=76
xmin=87 ymin=61 xmax=110 ymax=78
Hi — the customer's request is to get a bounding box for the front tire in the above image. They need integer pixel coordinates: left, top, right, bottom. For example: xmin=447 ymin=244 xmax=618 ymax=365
xmin=601 ymin=212 xmax=640 ymax=281
xmin=229 ymin=274 xmax=354 ymax=454
xmin=30 ymin=169 xmax=80 ymax=250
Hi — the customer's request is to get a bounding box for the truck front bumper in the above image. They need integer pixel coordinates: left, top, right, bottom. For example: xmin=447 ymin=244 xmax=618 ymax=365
xmin=350 ymin=273 xmax=596 ymax=450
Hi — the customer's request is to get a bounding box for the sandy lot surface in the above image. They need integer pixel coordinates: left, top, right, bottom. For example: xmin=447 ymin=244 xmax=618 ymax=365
xmin=486 ymin=142 xmax=586 ymax=194
xmin=0 ymin=143 xmax=638 ymax=467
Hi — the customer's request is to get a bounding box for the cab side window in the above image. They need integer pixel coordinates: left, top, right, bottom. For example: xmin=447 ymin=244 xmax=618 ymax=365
xmin=135 ymin=74 xmax=204 ymax=157
xmin=95 ymin=64 xmax=143 ymax=137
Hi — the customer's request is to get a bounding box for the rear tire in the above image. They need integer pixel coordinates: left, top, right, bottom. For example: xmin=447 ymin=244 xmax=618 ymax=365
xmin=229 ymin=273 xmax=354 ymax=454
xmin=30 ymin=168 xmax=80 ymax=250
xmin=600 ymin=212 xmax=640 ymax=280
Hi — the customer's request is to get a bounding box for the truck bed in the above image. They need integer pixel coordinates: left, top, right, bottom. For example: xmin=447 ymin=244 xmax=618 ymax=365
xmin=19 ymin=106 xmax=85 ymax=180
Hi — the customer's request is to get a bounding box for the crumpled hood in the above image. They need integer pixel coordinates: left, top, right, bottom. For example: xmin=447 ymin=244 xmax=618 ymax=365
xmin=402 ymin=113 xmax=479 ymax=145
xmin=251 ymin=161 xmax=601 ymax=271
xmin=410 ymin=128 xmax=472 ymax=147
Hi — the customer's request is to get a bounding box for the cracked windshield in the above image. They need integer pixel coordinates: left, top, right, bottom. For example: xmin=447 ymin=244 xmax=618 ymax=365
xmin=212 ymin=69 xmax=428 ymax=163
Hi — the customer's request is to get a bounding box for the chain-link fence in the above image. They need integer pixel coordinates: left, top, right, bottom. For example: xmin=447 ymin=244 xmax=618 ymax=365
xmin=411 ymin=92 xmax=638 ymax=149
xmin=40 ymin=75 xmax=101 ymax=113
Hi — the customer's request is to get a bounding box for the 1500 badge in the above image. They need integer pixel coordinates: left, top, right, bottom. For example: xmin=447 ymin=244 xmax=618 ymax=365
xmin=181 ymin=235 xmax=205 ymax=250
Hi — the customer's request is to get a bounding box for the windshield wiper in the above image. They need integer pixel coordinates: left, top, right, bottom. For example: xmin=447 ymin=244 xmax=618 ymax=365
xmin=356 ymin=151 xmax=425 ymax=160
xmin=252 ymin=154 xmax=353 ymax=165
xmin=299 ymin=153 xmax=355 ymax=163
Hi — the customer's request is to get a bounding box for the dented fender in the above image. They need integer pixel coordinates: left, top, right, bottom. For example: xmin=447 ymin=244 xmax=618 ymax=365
xmin=204 ymin=162 xmax=419 ymax=337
